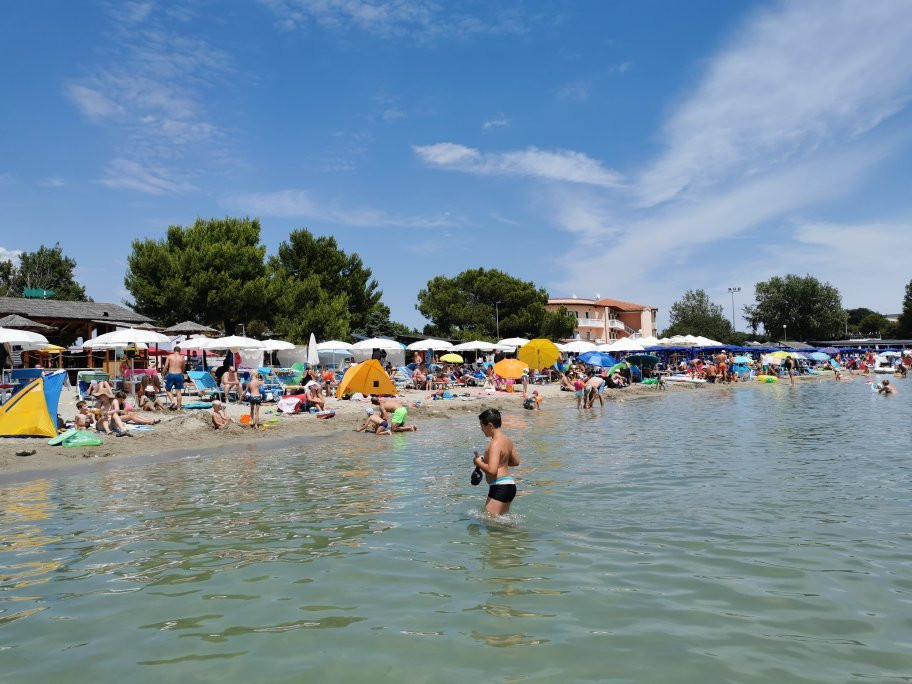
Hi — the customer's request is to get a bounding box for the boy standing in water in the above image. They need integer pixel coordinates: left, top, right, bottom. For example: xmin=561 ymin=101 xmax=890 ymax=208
xmin=247 ymin=373 xmax=264 ymax=428
xmin=473 ymin=408 xmax=520 ymax=516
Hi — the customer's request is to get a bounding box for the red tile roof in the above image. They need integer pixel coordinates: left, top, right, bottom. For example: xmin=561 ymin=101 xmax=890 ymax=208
xmin=594 ymin=298 xmax=655 ymax=311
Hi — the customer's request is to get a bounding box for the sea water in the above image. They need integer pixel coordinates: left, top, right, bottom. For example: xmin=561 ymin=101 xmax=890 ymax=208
xmin=1 ymin=381 xmax=911 ymax=682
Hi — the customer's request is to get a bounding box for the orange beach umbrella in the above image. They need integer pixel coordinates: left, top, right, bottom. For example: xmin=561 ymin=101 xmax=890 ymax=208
xmin=493 ymin=358 xmax=529 ymax=379
xmin=335 ymin=359 xmax=397 ymax=398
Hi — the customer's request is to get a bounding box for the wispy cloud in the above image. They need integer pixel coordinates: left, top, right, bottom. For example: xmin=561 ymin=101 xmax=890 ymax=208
xmin=414 ymin=143 xmax=624 ymax=187
xmin=557 ymin=78 xmax=590 ymax=102
xmin=0 ymin=247 xmax=22 ymax=264
xmin=637 ymin=0 xmax=912 ymax=207
xmin=100 ymin=158 xmax=197 ymax=195
xmin=226 ymin=188 xmax=457 ymax=229
xmin=66 ymin=3 xmax=231 ymax=193
xmin=482 ymin=117 xmax=510 ymax=130
xmin=260 ymin=0 xmax=529 ymax=40
xmin=37 ymin=177 xmax=66 ymax=188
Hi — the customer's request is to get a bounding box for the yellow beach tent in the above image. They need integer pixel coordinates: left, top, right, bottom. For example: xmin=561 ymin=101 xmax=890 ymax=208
xmin=0 ymin=372 xmax=66 ymax=438
xmin=335 ymin=359 xmax=396 ymax=398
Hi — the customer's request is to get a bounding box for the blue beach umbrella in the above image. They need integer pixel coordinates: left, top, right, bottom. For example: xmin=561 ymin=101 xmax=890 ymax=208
xmin=732 ymin=355 xmax=752 ymax=364
xmin=578 ymin=351 xmax=619 ymax=368
xmin=809 ymin=351 xmax=830 ymax=361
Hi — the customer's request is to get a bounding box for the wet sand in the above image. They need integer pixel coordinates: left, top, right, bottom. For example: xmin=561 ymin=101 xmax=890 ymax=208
xmin=0 ymin=374 xmax=830 ymax=481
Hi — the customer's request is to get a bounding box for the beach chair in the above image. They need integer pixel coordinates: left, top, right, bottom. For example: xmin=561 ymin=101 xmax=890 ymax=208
xmin=392 ymin=367 xmax=412 ymax=390
xmin=255 ymin=367 xmax=285 ymax=401
xmin=187 ymin=370 xmax=224 ymax=402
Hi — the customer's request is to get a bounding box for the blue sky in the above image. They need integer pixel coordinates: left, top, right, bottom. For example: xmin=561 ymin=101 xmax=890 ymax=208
xmin=2 ymin=0 xmax=911 ymax=332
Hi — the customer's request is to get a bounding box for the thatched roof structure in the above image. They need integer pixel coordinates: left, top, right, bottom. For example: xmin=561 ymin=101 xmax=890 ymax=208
xmin=0 ymin=314 xmax=52 ymax=331
xmin=162 ymin=320 xmax=220 ymax=335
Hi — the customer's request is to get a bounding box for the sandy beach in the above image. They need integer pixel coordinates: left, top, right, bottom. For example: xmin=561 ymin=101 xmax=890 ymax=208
xmin=0 ymin=374 xmax=831 ymax=480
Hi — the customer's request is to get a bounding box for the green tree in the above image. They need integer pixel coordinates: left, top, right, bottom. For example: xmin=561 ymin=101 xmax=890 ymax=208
xmin=857 ymin=312 xmax=895 ymax=338
xmin=4 ymin=244 xmax=90 ymax=300
xmin=416 ymin=268 xmax=576 ymax=340
xmin=270 ymin=229 xmax=382 ymax=333
xmin=743 ymin=274 xmax=844 ymax=341
xmin=125 ymin=217 xmax=268 ymax=332
xmin=352 ymin=302 xmax=416 ymax=339
xmin=895 ymin=279 xmax=912 ymax=338
xmin=661 ymin=289 xmax=734 ymax=341
xmin=845 ymin=307 xmax=876 ymax=332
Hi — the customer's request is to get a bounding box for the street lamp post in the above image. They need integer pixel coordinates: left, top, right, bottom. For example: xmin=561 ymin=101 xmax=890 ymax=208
xmin=782 ymin=323 xmax=787 ymax=344
xmin=495 ymin=301 xmax=501 ymax=340
xmin=727 ymin=287 xmax=741 ymax=331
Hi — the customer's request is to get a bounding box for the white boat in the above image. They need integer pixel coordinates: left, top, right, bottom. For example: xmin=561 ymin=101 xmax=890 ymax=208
xmin=663 ymin=375 xmax=707 ymax=384
xmin=873 ymin=365 xmax=895 ymax=374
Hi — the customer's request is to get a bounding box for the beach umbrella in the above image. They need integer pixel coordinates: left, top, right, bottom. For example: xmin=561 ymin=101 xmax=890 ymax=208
xmin=262 ymin=339 xmax=295 ymax=351
xmin=0 ymin=327 xmax=49 ymax=348
xmin=732 ymin=355 xmax=752 ymax=364
xmin=176 ymin=336 xmax=210 ymax=350
xmin=440 ymin=353 xmax=464 ymax=363
xmin=405 ymin=338 xmax=453 ymax=351
xmin=335 ymin=359 xmax=396 ymax=398
xmin=83 ymin=328 xmax=170 ymax=348
xmin=316 ymin=340 xmax=354 ymax=351
xmin=562 ymin=340 xmax=597 ymax=354
xmin=625 ymin=354 xmax=660 ymax=366
xmin=770 ymin=351 xmax=794 ymax=359
xmin=201 ymin=335 xmax=266 ymax=350
xmin=493 ymin=358 xmax=528 ymax=379
xmin=818 ymin=347 xmax=839 ymax=354
xmin=809 ymin=351 xmax=830 ymax=361
xmin=578 ymin=351 xmax=619 ymax=367
xmin=606 ymin=362 xmax=628 ymax=376
xmin=452 ymin=340 xmax=498 ymax=352
xmin=604 ymin=337 xmax=645 ymax=352
xmin=352 ymin=337 xmax=404 ymax=350
xmin=307 ymin=333 xmax=319 ymax=367
xmin=517 ymin=339 xmax=560 ymax=370
xmin=497 ymin=337 xmax=530 ymax=349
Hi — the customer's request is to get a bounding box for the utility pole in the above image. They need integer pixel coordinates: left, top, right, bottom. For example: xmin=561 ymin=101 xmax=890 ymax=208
xmin=727 ymin=287 xmax=740 ymax=331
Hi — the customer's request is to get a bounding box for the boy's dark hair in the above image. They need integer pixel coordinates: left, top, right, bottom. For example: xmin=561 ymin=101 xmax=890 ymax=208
xmin=115 ymin=391 xmax=126 ymax=400
xmin=478 ymin=408 xmax=502 ymax=428
xmin=76 ymin=401 xmax=86 ymax=410
xmin=370 ymin=396 xmax=380 ymax=405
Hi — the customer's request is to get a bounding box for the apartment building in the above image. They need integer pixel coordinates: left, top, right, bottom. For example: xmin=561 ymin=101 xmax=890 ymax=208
xmin=546 ymin=297 xmax=658 ymax=343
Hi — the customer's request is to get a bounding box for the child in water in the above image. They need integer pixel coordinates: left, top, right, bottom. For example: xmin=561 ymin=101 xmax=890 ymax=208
xmin=473 ymin=408 xmax=520 ymax=516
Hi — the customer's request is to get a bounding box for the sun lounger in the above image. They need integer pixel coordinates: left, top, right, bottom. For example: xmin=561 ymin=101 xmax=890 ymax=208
xmin=187 ymin=370 xmax=224 ymax=402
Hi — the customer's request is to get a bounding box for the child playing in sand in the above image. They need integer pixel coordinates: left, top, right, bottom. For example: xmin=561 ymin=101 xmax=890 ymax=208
xmin=210 ymin=400 xmax=232 ymax=429
xmin=355 ymin=408 xmax=391 ymax=435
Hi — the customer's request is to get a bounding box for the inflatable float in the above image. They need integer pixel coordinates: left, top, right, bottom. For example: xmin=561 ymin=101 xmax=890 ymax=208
xmin=756 ymin=375 xmax=778 ymax=383
xmin=663 ymin=375 xmax=707 ymax=384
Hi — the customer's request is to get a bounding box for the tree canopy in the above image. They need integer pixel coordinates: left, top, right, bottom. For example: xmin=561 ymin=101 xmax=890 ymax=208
xmin=0 ymin=243 xmax=90 ymax=301
xmin=125 ymin=219 xmax=404 ymax=343
xmin=416 ymin=268 xmax=576 ymax=340
xmin=743 ymin=274 xmax=844 ymax=341
xmin=661 ymin=289 xmax=734 ymax=341
xmin=125 ymin=217 xmax=269 ymax=333
xmin=857 ymin=312 xmax=895 ymax=338
xmin=897 ymin=279 xmax=912 ymax=339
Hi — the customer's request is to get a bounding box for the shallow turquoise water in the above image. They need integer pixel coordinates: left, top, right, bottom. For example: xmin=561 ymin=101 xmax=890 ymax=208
xmin=2 ymin=381 xmax=911 ymax=682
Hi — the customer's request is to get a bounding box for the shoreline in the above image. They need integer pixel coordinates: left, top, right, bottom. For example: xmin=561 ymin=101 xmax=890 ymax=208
xmin=0 ymin=374 xmax=831 ymax=483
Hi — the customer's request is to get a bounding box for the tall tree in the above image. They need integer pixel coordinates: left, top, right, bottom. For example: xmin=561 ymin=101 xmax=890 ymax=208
xmin=845 ymin=307 xmax=877 ymax=332
xmin=897 ymin=279 xmax=912 ymax=338
xmin=270 ymin=229 xmax=382 ymax=333
xmin=661 ymin=289 xmax=734 ymax=341
xmin=416 ymin=268 xmax=576 ymax=340
xmin=125 ymin=217 xmax=268 ymax=332
xmin=743 ymin=274 xmax=844 ymax=341
xmin=352 ymin=302 xmax=417 ymax=339
xmin=3 ymin=244 xmax=90 ymax=300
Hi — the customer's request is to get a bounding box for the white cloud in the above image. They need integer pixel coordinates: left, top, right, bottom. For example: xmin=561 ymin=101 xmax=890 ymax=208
xmin=0 ymin=247 xmax=22 ymax=264
xmin=100 ymin=159 xmax=197 ymax=195
xmin=226 ymin=189 xmax=456 ymax=229
xmin=557 ymin=78 xmax=590 ymax=102
xmin=260 ymin=0 xmax=529 ymax=40
xmin=482 ymin=117 xmax=510 ymax=130
xmin=414 ymin=143 xmax=624 ymax=187
xmin=37 ymin=177 xmax=65 ymax=188
xmin=382 ymin=108 xmax=405 ymax=121
xmin=637 ymin=0 xmax=912 ymax=206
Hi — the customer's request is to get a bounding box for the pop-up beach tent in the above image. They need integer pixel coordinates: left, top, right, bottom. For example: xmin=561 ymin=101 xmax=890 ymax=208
xmin=0 ymin=370 xmax=66 ymax=438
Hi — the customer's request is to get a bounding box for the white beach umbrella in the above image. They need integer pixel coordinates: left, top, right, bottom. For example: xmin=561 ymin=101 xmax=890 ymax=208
xmin=307 ymin=333 xmax=320 ymax=366
xmin=83 ymin=328 xmax=170 ymax=348
xmin=261 ymin=339 xmax=295 ymax=351
xmin=352 ymin=337 xmax=404 ymax=350
xmin=497 ymin=337 xmax=530 ymax=349
xmin=0 ymin=327 xmax=49 ymax=348
xmin=202 ymin=335 xmax=266 ymax=350
xmin=638 ymin=336 xmax=661 ymax=347
xmin=452 ymin=340 xmax=498 ymax=352
xmin=603 ymin=337 xmax=645 ymax=352
xmin=562 ymin=340 xmax=597 ymax=353
xmin=176 ymin=336 xmax=211 ymax=350
xmin=405 ymin=338 xmax=454 ymax=351
xmin=694 ymin=336 xmax=724 ymax=347
xmin=316 ymin=340 xmax=354 ymax=351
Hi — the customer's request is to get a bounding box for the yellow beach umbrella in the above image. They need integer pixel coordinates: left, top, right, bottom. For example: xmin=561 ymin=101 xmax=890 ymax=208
xmin=493 ymin=358 xmax=529 ymax=379
xmin=517 ymin=338 xmax=560 ymax=370
xmin=440 ymin=353 xmax=463 ymax=363
xmin=335 ymin=359 xmax=396 ymax=398
xmin=770 ymin=351 xmax=794 ymax=359
xmin=38 ymin=344 xmax=67 ymax=353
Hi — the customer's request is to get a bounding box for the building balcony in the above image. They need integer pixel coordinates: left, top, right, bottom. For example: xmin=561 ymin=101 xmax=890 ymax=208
xmin=576 ymin=318 xmax=604 ymax=327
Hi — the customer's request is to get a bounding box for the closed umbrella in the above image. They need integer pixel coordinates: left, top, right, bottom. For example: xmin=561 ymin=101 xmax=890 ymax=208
xmin=517 ymin=339 xmax=560 ymax=370
xmin=307 ymin=333 xmax=319 ymax=367
xmin=335 ymin=359 xmax=396 ymax=398
xmin=493 ymin=358 xmax=528 ymax=379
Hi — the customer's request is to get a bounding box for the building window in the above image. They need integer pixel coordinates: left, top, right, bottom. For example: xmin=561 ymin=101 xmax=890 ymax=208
xmin=585 ymin=331 xmax=590 ymax=340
